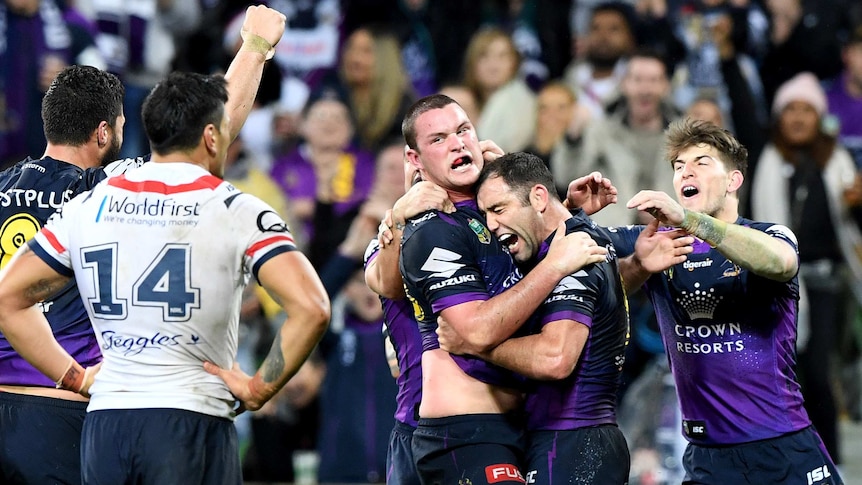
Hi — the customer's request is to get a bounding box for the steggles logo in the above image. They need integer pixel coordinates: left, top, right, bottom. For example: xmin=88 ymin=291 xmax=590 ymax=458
xmin=675 ymin=282 xmax=722 ymax=320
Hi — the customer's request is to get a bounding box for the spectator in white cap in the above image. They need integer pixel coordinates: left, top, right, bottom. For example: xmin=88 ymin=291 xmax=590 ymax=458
xmin=750 ymin=70 xmax=862 ymax=468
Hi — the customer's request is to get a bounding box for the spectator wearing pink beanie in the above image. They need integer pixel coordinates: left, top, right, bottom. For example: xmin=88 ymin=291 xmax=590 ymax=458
xmin=771 ymin=71 xmax=828 ymax=117
xmin=753 ymin=68 xmax=862 ymax=469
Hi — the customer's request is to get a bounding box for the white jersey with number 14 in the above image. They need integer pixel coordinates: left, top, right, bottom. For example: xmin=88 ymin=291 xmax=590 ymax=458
xmin=30 ymin=162 xmax=296 ymax=419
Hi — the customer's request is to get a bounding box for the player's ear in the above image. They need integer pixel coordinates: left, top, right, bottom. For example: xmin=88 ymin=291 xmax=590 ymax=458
xmin=727 ymin=170 xmax=743 ymax=194
xmin=204 ymin=124 xmax=218 ymax=155
xmin=95 ymin=121 xmax=109 ymax=147
xmin=531 ymin=184 xmax=549 ymax=212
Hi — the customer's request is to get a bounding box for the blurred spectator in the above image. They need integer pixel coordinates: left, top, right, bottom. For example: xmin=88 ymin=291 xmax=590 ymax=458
xmin=759 ymin=0 xmax=843 ymax=108
xmin=343 ymin=0 xmax=483 ymax=88
xmin=317 ymin=269 xmax=397 ymax=484
xmin=269 ymin=96 xmax=376 ymax=268
xmin=751 ymin=72 xmax=862 ymax=465
xmin=826 ymin=24 xmax=862 ymax=169
xmin=388 ymin=0 xmax=438 ymax=97
xmin=76 ymin=0 xmax=201 ymax=159
xmin=481 ymin=0 xmax=573 ymax=89
xmin=463 ymin=26 xmax=536 ymax=152
xmin=0 ymin=0 xmax=104 ymax=168
xmin=576 ymin=48 xmax=681 ymax=226
xmin=564 ymin=2 xmax=637 ymax=121
xmin=524 ymin=81 xmax=592 ymax=197
xmin=223 ymin=0 xmax=342 ymax=120
xmin=667 ymin=0 xmax=768 ymax=127
xmin=685 ymin=95 xmax=724 ymax=126
xmin=437 ymin=84 xmax=480 ymax=126
xmin=316 ymin=26 xmax=415 ymax=154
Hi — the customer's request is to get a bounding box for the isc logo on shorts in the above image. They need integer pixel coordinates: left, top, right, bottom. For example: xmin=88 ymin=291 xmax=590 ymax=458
xmin=806 ymin=465 xmax=832 ymax=484
xmin=485 ymin=464 xmax=525 ymax=483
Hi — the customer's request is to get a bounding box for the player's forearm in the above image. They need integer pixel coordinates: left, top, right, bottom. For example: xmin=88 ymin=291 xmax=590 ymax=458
xmin=224 ymin=45 xmax=268 ymax=141
xmin=0 ymin=306 xmax=77 ymax=387
xmin=485 ymin=334 xmax=574 ymax=381
xmin=365 ymin=233 xmax=405 ymax=299
xmin=618 ymin=255 xmax=650 ymax=293
xmin=681 ymin=210 xmax=797 ymax=281
xmin=467 ymin=263 xmax=565 ymax=350
xmin=249 ymin=305 xmax=329 ymax=405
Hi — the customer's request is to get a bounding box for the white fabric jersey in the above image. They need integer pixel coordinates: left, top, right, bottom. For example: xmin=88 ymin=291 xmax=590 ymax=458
xmin=30 ymin=162 xmax=297 ymax=419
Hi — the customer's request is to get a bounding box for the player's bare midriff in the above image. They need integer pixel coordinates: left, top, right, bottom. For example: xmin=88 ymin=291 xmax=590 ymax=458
xmin=418 ymin=349 xmax=522 ymax=418
xmin=0 ymin=385 xmax=88 ymax=402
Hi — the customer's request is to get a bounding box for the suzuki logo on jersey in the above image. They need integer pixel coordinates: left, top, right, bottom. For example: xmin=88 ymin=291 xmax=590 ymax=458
xmin=806 ymin=465 xmax=832 ymax=484
xmin=429 ymin=274 xmax=477 ymax=290
xmin=421 ymin=247 xmax=464 ymax=278
xmin=485 ymin=464 xmax=525 ymax=483
xmin=556 ymin=271 xmax=588 ymax=291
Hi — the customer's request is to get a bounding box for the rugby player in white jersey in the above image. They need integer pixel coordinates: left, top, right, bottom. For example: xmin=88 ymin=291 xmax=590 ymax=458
xmin=0 ymin=8 xmax=331 ymax=483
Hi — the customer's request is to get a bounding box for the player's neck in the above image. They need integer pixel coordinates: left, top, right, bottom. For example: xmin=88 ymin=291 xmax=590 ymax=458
xmin=543 ymin=203 xmax=573 ymax=239
xmin=42 ymin=143 xmax=101 ymax=170
xmin=151 ymin=147 xmax=210 ymax=172
xmin=447 ymin=189 xmax=475 ymax=204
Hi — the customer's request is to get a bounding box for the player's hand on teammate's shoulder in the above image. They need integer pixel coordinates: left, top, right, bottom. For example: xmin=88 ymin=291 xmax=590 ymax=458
xmin=544 ymin=221 xmax=608 ymax=276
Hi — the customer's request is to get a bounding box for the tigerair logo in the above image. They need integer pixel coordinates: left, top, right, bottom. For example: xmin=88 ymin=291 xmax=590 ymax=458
xmin=467 ymin=217 xmax=491 ymax=244
xmin=676 ymin=282 xmax=723 ymax=320
xmin=683 ymin=258 xmax=713 ymax=271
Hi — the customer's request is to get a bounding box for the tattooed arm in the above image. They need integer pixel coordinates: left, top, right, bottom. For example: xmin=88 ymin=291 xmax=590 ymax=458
xmin=205 ymin=250 xmax=330 ymax=411
xmin=0 ymin=246 xmax=89 ymax=391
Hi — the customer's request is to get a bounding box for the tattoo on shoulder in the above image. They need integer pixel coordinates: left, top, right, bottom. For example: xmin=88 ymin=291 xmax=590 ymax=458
xmin=261 ymin=332 xmax=285 ymax=383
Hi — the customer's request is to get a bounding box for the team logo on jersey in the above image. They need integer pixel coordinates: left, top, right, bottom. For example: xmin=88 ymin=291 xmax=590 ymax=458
xmin=722 ymin=263 xmax=741 ymax=278
xmin=0 ymin=213 xmax=40 ymax=269
xmin=467 ymin=218 xmax=491 ymax=244
xmin=420 ymin=247 xmax=464 ymax=278
xmin=257 ymin=210 xmax=289 ymax=233
xmin=677 ymin=282 xmax=723 ymax=320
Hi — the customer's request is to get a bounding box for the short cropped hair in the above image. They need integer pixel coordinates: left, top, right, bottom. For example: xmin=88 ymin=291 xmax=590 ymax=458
xmin=665 ymin=118 xmax=748 ymax=174
xmin=401 ymin=94 xmax=458 ymax=151
xmin=476 ymin=151 xmax=558 ymax=205
xmin=142 ymin=72 xmax=228 ymax=155
xmin=41 ymin=66 xmax=124 ymax=146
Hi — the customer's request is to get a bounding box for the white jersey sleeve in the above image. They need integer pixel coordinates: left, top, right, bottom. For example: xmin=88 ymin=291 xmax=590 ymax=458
xmin=30 ymin=163 xmax=298 ymax=419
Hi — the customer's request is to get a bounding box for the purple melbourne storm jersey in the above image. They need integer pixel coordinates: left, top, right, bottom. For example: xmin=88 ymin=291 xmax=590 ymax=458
xmin=609 ymin=217 xmax=811 ymax=445
xmin=399 ymin=200 xmax=525 ymax=389
xmin=0 ymin=156 xmax=143 ymax=387
xmin=365 ymin=239 xmax=422 ymax=427
xmin=524 ymin=211 xmax=629 ymax=431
